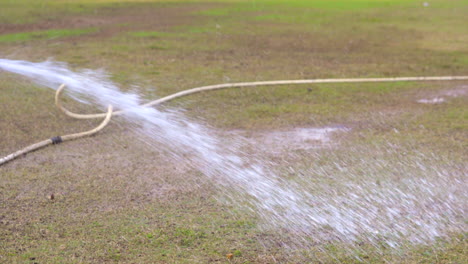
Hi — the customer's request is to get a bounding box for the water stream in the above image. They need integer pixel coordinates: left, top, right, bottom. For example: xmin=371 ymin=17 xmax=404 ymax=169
xmin=1 ymin=59 xmax=466 ymax=253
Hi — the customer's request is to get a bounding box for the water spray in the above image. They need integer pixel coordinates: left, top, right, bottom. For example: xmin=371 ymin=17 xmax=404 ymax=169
xmin=1 ymin=75 xmax=468 ymax=166
xmin=57 ymin=75 xmax=468 ymax=119
xmin=1 ymin=60 xmax=467 ymax=251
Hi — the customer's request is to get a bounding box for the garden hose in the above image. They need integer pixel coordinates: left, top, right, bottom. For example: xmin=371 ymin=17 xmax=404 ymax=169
xmin=55 ymin=76 xmax=468 ymax=119
xmin=1 ymin=75 xmax=468 ymax=166
xmin=0 ymin=105 xmax=112 ymax=166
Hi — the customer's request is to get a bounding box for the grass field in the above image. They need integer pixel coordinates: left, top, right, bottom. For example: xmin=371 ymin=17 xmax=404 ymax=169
xmin=1 ymin=0 xmax=467 ymax=263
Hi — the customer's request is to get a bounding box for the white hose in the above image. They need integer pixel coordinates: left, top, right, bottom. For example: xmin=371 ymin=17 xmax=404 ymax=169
xmin=2 ymin=75 xmax=467 ymax=166
xmin=0 ymin=105 xmax=113 ymax=166
xmin=55 ymin=76 xmax=468 ymax=119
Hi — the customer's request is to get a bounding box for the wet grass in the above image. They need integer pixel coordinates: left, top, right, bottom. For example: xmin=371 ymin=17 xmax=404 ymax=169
xmin=1 ymin=0 xmax=467 ymax=263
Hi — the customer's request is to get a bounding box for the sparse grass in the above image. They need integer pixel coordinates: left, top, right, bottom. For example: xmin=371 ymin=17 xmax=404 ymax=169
xmin=0 ymin=28 xmax=97 ymax=43
xmin=128 ymin=31 xmax=172 ymax=38
xmin=1 ymin=0 xmax=467 ymax=263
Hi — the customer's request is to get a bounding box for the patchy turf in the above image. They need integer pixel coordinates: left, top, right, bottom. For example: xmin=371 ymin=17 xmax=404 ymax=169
xmin=0 ymin=28 xmax=97 ymax=43
xmin=1 ymin=0 xmax=467 ymax=263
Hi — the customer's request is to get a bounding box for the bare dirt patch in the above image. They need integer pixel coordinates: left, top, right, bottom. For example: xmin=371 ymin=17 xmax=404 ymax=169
xmin=0 ymin=3 xmax=217 ymax=39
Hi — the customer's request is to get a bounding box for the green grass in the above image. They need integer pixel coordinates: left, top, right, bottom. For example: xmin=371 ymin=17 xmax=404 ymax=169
xmin=0 ymin=0 xmax=467 ymax=263
xmin=256 ymin=0 xmax=410 ymax=9
xmin=0 ymin=0 xmax=96 ymax=24
xmin=128 ymin=31 xmax=172 ymax=38
xmin=0 ymin=28 xmax=97 ymax=43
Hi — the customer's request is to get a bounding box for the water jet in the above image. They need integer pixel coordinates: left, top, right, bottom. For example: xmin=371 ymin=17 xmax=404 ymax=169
xmin=0 ymin=59 xmax=466 ymax=252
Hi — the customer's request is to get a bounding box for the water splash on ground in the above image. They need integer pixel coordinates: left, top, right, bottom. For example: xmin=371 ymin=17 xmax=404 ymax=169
xmin=1 ymin=59 xmax=466 ymax=254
